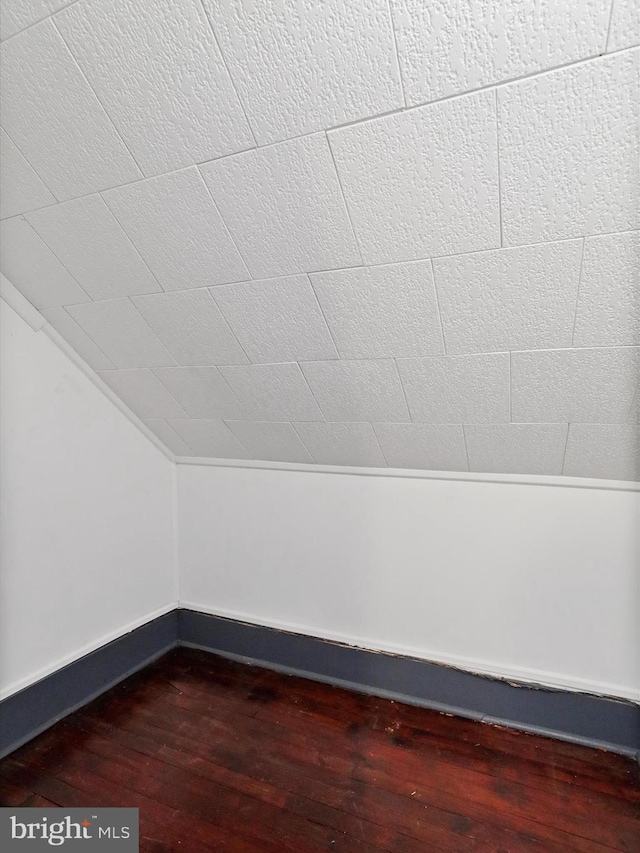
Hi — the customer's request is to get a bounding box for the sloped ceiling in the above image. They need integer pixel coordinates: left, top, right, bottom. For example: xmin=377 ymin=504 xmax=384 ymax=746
xmin=1 ymin=0 xmax=638 ymax=480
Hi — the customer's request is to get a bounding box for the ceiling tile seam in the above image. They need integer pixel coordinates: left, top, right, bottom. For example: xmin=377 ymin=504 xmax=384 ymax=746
xmin=17 ymin=216 xmax=94 ymax=304
xmin=2 ymin=41 xmax=635 ymax=223
xmin=494 ymin=88 xmax=503 ymax=249
xmin=460 ymin=424 xmax=472 ymax=472
xmin=305 ymin=273 xmax=341 ymax=360
xmin=205 ymin=287 xmax=254 ymax=365
xmin=0 ymin=0 xmax=83 ymax=44
xmin=290 ymin=422 xmax=320 ymax=465
xmin=324 ymin=132 xmax=365 ymax=267
xmin=124 ymin=296 xmax=178 ymax=366
xmin=195 ymin=0 xmax=259 ymax=149
xmin=195 ymin=166 xmax=254 ymax=282
xmin=559 ymin=423 xmax=572 ymax=476
xmin=95 ymin=192 xmax=167 ymax=295
xmin=370 ymin=423 xmax=391 ymax=468
xmin=219 ymin=419 xmax=255 ymax=460
xmin=385 ymin=0 xmax=407 ymax=109
xmin=164 ymin=420 xmax=200 ymax=456
xmin=53 ymin=306 xmax=118 ymax=368
xmin=393 ymin=357 xmax=413 ymax=422
xmin=49 ymin=18 xmax=145 ymax=182
xmin=569 ymin=238 xmax=588 ymax=347
xmin=166 ymin=364 xmax=249 ymax=421
xmin=429 ymin=258 xmax=448 ymax=355
xmin=0 ymin=123 xmax=60 ymax=205
xmin=295 ymin=362 xmax=329 ymax=423
xmin=604 ymin=0 xmax=618 ymax=53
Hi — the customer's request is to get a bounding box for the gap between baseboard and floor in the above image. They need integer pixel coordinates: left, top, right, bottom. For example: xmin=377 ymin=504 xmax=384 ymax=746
xmin=0 ymin=608 xmax=638 ymax=763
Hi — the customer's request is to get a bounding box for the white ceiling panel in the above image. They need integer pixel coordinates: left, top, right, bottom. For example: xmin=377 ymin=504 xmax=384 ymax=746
xmin=200 ymin=134 xmax=361 ymax=279
xmin=0 ymin=20 xmax=140 ymax=200
xmin=56 ymin=0 xmax=254 ymax=175
xmin=226 ymin=421 xmax=313 ymax=464
xmin=373 ymin=423 xmax=468 ymax=471
xmin=311 ymin=260 xmax=444 ymax=359
xmin=28 ymin=194 xmax=161 ymax=300
xmin=166 ymin=419 xmax=251 ymax=459
xmin=203 ymin=0 xmax=402 ymax=144
xmin=465 ymin=423 xmax=569 ymax=476
xmin=152 ymin=366 xmax=247 ymax=420
xmin=99 ymin=368 xmax=187 ymax=420
xmin=499 ymin=51 xmax=639 ymax=246
xmin=511 ymin=348 xmax=640 ymax=423
xmin=0 ymin=216 xmax=89 ymax=309
xmin=433 ymin=240 xmax=583 ymax=354
xmin=66 ymin=298 xmax=175 ymax=368
xmin=133 ymin=289 xmax=248 ymax=366
xmin=220 ymin=363 xmax=324 ymax=422
xmin=328 ymin=90 xmax=500 ymax=264
xmin=397 ymin=354 xmax=510 ymax=423
xmin=0 ymin=128 xmax=55 ymax=220
xmin=391 ymin=0 xmax=609 ymax=106
xmin=212 ymin=275 xmax=337 ymax=364
xmin=102 ymin=168 xmax=250 ymax=292
xmin=2 ymin=4 xmax=637 ymax=480
xmin=293 ymin=422 xmax=387 ymax=468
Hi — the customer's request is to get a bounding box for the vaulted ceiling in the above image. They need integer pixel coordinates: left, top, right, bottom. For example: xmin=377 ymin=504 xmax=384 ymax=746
xmin=1 ymin=0 xmax=638 ymax=480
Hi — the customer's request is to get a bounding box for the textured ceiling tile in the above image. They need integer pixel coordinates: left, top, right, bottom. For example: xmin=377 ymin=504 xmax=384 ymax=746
xmin=499 ymin=51 xmax=640 ymax=246
xmin=27 ymin=195 xmax=160 ymax=300
xmin=511 ymin=347 xmax=640 ymax=423
xmin=311 ymin=260 xmax=444 ymax=358
xmin=1 ymin=1 xmax=71 ymax=41
xmin=166 ymin=419 xmax=251 ymax=459
xmin=0 ymin=216 xmax=89 ymax=309
xmin=0 ymin=21 xmax=140 ymax=200
xmin=200 ymin=134 xmax=361 ymax=279
xmin=203 ymin=0 xmax=402 ymax=145
xmin=98 ymin=368 xmax=187 ymax=419
xmin=66 ymin=298 xmax=175 ymax=368
xmin=563 ymin=424 xmax=640 ymax=481
xmin=0 ymin=128 xmax=55 ymax=219
xmin=41 ymin=307 xmax=115 ymax=371
xmin=300 ymin=359 xmax=409 ymax=422
xmin=433 ymin=239 xmax=583 ymax=354
xmin=373 ymin=423 xmax=468 ymax=471
xmin=573 ymin=231 xmax=640 ymax=347
xmin=391 ymin=0 xmax=609 ymax=107
xmin=293 ymin=422 xmax=387 ymax=467
xmin=219 ymin=363 xmax=323 ymax=422
xmin=628 ymin=387 xmax=640 ymax=424
xmin=607 ymin=0 xmax=640 ymax=51
xmin=133 ymin=289 xmax=248 ymax=366
xmin=142 ymin=419 xmax=195 ymax=456
xmin=328 ymin=90 xmax=499 ymax=265
xmin=152 ymin=366 xmax=246 ymax=420
xmin=212 ymin=275 xmax=337 ymax=364
xmin=397 ymin=354 xmax=510 ymax=423
xmin=102 ymin=168 xmax=250 ymax=292
xmin=465 ymin=423 xmax=568 ymax=476
xmin=226 ymin=421 xmax=313 ymax=464
xmin=56 ymin=0 xmax=253 ymax=176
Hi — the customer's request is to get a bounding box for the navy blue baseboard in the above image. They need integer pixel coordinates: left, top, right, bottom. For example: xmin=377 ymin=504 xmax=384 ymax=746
xmin=1 ymin=607 xmax=638 ymax=761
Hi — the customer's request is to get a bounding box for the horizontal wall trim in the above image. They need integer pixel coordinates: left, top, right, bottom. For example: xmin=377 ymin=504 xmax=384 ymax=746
xmin=176 ymin=456 xmax=640 ymax=491
xmin=0 ymin=611 xmax=179 ymax=759
xmin=0 ymin=603 xmax=177 ymax=701
xmin=2 ymin=608 xmax=638 ymax=760
xmin=178 ymin=602 xmax=640 ymax=704
xmin=177 ymin=610 xmax=640 ymax=758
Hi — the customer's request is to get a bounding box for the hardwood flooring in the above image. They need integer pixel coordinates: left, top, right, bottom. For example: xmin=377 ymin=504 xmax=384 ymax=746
xmin=1 ymin=647 xmax=638 ymax=851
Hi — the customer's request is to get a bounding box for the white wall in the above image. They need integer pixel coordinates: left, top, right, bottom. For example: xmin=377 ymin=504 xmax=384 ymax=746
xmin=178 ymin=463 xmax=640 ymax=702
xmin=0 ymin=300 xmax=176 ymax=699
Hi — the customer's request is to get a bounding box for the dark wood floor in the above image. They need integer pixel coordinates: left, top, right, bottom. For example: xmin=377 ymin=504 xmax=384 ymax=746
xmin=1 ymin=648 xmax=638 ymax=852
